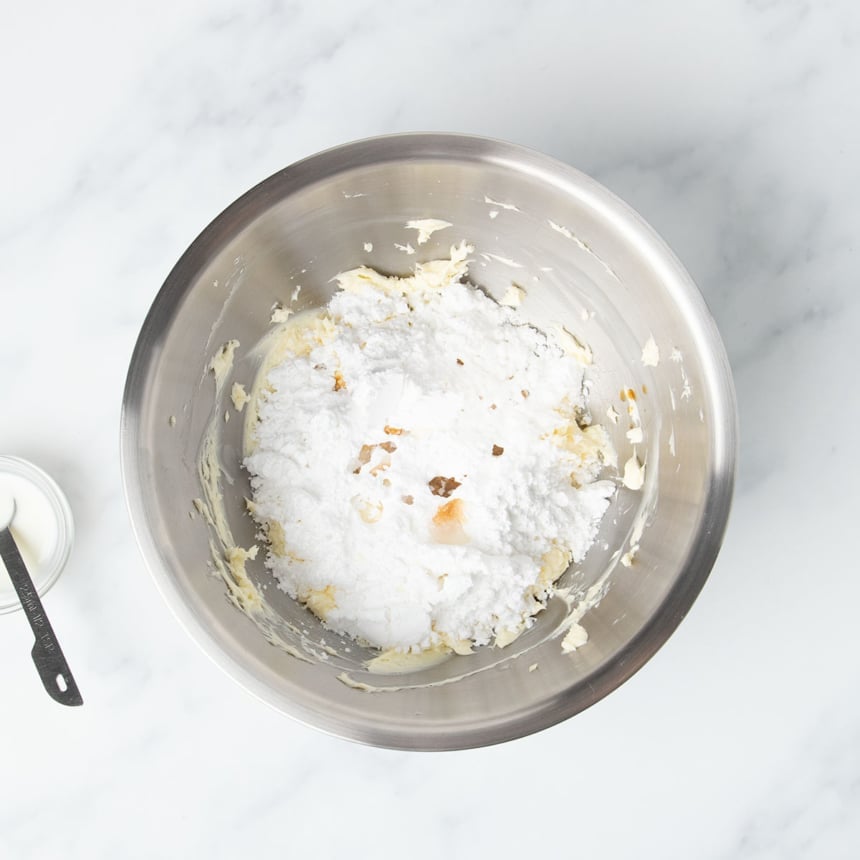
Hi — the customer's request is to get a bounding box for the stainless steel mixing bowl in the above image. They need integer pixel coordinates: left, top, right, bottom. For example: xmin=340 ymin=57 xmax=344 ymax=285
xmin=121 ymin=133 xmax=737 ymax=750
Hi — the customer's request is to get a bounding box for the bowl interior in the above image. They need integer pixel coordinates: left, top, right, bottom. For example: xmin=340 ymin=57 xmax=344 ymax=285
xmin=122 ymin=135 xmax=735 ymax=749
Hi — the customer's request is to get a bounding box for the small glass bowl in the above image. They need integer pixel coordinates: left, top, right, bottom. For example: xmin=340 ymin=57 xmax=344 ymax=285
xmin=0 ymin=456 xmax=75 ymax=615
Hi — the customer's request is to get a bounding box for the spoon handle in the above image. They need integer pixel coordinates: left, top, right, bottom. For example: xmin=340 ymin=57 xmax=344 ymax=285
xmin=0 ymin=527 xmax=83 ymax=706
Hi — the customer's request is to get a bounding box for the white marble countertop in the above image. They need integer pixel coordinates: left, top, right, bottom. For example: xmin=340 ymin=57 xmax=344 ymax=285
xmin=2 ymin=1 xmax=858 ymax=857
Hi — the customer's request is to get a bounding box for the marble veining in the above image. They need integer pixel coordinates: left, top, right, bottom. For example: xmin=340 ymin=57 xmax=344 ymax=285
xmin=1 ymin=1 xmax=858 ymax=857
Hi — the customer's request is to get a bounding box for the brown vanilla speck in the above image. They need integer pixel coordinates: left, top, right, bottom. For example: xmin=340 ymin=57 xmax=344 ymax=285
xmin=456 ymin=358 xmax=464 ymax=365
xmin=492 ymin=445 xmax=504 ymax=456
xmin=402 ymin=495 xmax=414 ymax=505
xmin=429 ymin=476 xmax=462 ymax=498
xmin=521 ymin=389 xmax=530 ymax=398
xmin=333 ymin=370 xmax=347 ymax=391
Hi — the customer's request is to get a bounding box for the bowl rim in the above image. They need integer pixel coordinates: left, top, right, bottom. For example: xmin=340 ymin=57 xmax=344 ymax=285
xmin=120 ymin=132 xmax=738 ymax=750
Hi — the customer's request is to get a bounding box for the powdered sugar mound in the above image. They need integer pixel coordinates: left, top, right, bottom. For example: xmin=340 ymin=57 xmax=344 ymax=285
xmin=244 ymin=245 xmax=615 ymax=652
